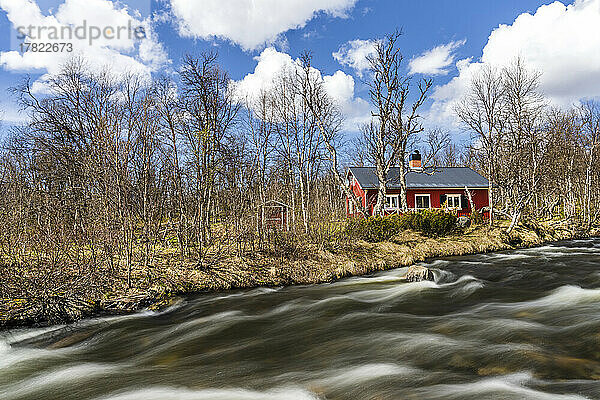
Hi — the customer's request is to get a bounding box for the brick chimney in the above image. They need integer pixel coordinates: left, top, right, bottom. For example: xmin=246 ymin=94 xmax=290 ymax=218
xmin=409 ymin=150 xmax=422 ymax=171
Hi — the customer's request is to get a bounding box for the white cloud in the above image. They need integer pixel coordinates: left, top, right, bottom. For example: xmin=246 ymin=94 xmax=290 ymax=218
xmin=427 ymin=58 xmax=478 ymax=129
xmin=0 ymin=0 xmax=169 ymax=80
xmin=232 ymin=47 xmax=370 ymax=130
xmin=430 ymin=0 xmax=600 ymax=127
xmin=230 ymin=48 xmax=296 ymax=100
xmin=169 ymin=0 xmax=357 ymax=51
xmin=323 ymin=70 xmax=354 ymax=106
xmin=332 ymin=39 xmax=378 ymax=78
xmin=322 ymin=70 xmax=371 ymax=127
xmin=408 ymin=40 xmax=465 ymax=76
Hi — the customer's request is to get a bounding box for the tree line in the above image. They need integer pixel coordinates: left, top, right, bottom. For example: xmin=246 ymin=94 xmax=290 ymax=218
xmin=455 ymin=59 xmax=600 ymax=233
xmin=0 ymin=31 xmax=598 ymax=285
xmin=0 ymin=53 xmax=348 ymax=282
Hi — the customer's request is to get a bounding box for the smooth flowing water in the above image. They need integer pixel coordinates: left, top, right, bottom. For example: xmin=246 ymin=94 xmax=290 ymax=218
xmin=2 ymin=240 xmax=600 ymax=400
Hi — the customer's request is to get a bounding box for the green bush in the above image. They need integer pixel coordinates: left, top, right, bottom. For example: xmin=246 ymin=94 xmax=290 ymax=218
xmin=344 ymin=210 xmax=458 ymax=242
xmin=408 ymin=209 xmax=458 ymax=237
xmin=344 ymin=215 xmax=399 ymax=242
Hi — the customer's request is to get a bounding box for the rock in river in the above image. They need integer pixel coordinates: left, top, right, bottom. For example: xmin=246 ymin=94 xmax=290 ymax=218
xmin=403 ymin=265 xmax=435 ymax=282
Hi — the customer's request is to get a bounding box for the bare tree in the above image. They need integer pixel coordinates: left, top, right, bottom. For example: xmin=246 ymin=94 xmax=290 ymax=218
xmin=244 ymin=91 xmax=276 ymax=209
xmin=179 ymin=52 xmax=239 ymax=261
xmin=296 ymin=52 xmax=369 ymax=218
xmin=364 ymin=30 xmax=432 ymax=214
xmin=153 ymin=76 xmax=189 ymax=257
xmin=421 ymin=128 xmax=451 ymax=168
xmin=500 ymin=59 xmax=547 ymax=233
xmin=577 ymin=100 xmax=600 ymax=230
xmin=455 ymin=65 xmax=507 ymax=227
xmin=271 ymin=69 xmax=324 ymax=233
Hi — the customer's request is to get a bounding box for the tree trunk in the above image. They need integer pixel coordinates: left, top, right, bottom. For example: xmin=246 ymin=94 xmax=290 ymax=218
xmin=507 ymin=208 xmax=521 ymax=234
xmin=299 ymin=172 xmax=309 ymax=233
xmin=399 ymin=165 xmax=408 ymax=211
xmin=488 ymin=161 xmax=494 ymax=228
xmin=465 ymin=186 xmax=475 ymax=212
xmin=373 ymin=162 xmax=386 ymax=216
xmin=585 ymin=152 xmax=593 ymax=229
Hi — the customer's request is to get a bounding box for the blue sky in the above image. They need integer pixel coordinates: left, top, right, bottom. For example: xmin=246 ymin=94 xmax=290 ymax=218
xmin=150 ymin=0 xmax=552 ymax=79
xmin=2 ymin=0 xmax=599 ymax=141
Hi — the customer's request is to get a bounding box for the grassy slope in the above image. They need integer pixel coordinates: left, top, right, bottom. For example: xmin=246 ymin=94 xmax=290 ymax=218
xmin=1 ymin=220 xmax=596 ymax=329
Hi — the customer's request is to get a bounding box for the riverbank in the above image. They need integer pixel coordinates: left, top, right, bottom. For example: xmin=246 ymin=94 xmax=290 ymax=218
xmin=1 ymin=219 xmax=597 ymax=329
xmin=5 ymin=239 xmax=600 ymax=400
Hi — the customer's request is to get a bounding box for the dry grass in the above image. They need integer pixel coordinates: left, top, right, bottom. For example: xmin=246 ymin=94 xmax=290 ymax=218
xmin=0 ymin=220 xmax=593 ymax=329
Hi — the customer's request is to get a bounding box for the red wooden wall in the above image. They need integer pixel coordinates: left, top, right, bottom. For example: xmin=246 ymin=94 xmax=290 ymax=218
xmin=347 ymin=187 xmax=489 ymax=217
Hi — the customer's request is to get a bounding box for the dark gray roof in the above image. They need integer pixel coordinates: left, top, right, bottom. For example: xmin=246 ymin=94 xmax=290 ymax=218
xmin=348 ymin=167 xmax=490 ymax=189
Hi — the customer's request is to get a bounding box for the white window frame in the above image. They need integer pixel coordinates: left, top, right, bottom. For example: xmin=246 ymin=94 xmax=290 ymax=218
xmin=415 ymin=194 xmax=431 ymax=210
xmin=385 ymin=194 xmax=399 ymax=210
xmin=446 ymin=194 xmax=462 ymax=209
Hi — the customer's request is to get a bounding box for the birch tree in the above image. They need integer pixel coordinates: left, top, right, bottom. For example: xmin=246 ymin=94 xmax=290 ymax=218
xmin=500 ymin=59 xmax=547 ymax=233
xmin=296 ymin=52 xmax=369 ymax=218
xmin=179 ymin=52 xmax=239 ymax=259
xmin=271 ymin=70 xmax=324 ymax=233
xmin=577 ymin=101 xmax=600 ymax=230
xmin=365 ymin=30 xmax=431 ymax=214
xmin=455 ymin=65 xmax=507 ymax=227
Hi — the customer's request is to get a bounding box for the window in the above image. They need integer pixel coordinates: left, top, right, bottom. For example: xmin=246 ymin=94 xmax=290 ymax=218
xmin=415 ymin=194 xmax=430 ymax=209
xmin=446 ymin=194 xmax=461 ymax=209
xmin=385 ymin=195 xmax=399 ymax=209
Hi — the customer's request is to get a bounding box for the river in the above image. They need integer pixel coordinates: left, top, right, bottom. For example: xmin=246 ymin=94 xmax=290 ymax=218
xmin=2 ymin=239 xmax=600 ymax=399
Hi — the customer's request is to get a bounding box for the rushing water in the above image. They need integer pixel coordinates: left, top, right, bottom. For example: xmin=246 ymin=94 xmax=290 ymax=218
xmin=2 ymin=240 xmax=600 ymax=400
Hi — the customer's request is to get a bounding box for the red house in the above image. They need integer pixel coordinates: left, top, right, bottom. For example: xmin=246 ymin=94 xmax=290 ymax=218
xmin=346 ymin=154 xmax=490 ymax=218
